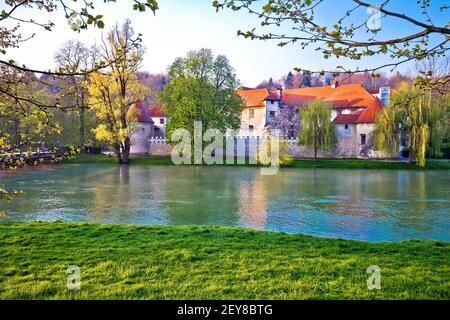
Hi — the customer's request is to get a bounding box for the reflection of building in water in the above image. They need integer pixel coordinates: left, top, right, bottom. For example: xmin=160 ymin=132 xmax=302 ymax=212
xmin=238 ymin=181 xmax=268 ymax=229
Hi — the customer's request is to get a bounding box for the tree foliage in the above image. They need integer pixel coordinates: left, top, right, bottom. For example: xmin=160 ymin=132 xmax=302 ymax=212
xmin=258 ymin=137 xmax=293 ymax=166
xmin=160 ymin=49 xmax=244 ymax=141
xmin=87 ymin=20 xmax=149 ymax=164
xmin=299 ymin=100 xmax=336 ymax=160
xmin=0 ymin=0 xmax=158 ymax=154
xmin=374 ymin=81 xmax=448 ymax=167
xmin=137 ymin=72 xmax=170 ymax=107
xmin=271 ymin=105 xmax=300 ymax=138
xmin=284 ymin=71 xmax=294 ymax=89
xmin=0 ymin=66 xmax=60 ymax=153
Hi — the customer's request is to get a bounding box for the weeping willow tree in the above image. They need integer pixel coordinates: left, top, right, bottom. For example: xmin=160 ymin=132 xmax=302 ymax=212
xmin=374 ymin=106 xmax=402 ymax=158
xmin=374 ymin=81 xmax=448 ymax=167
xmin=428 ymin=95 xmax=449 ymax=158
xmin=299 ymin=100 xmax=337 ymax=161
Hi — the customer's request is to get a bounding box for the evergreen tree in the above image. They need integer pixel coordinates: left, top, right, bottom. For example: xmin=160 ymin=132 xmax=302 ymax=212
xmin=285 ymin=72 xmax=294 ymax=89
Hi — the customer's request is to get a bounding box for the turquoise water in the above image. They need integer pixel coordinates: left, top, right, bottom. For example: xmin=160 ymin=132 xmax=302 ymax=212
xmin=1 ymin=164 xmax=449 ymax=242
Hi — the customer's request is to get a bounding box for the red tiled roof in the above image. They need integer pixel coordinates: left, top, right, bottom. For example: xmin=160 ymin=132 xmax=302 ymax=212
xmin=333 ymin=100 xmax=382 ymax=124
xmin=367 ymin=88 xmax=380 ymax=94
xmin=333 ymin=111 xmax=363 ymax=124
xmin=128 ymin=102 xmax=154 ymax=123
xmin=236 ymin=88 xmax=270 ymax=107
xmin=148 ymin=107 xmax=166 ymax=117
xmin=239 ymin=83 xmax=384 ymax=123
xmin=282 ymin=83 xmax=381 ymax=109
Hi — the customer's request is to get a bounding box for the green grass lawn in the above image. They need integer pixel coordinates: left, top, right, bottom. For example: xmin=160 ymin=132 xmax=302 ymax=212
xmin=0 ymin=222 xmax=448 ymax=299
xmin=63 ymin=154 xmax=450 ymax=170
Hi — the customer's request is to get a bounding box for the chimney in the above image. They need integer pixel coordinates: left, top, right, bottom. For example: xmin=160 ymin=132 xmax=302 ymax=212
xmin=379 ymin=87 xmax=391 ymax=106
xmin=331 ymin=80 xmax=338 ymax=88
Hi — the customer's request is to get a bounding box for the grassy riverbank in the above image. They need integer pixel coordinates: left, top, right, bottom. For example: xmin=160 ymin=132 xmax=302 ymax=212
xmin=62 ymin=154 xmax=450 ymax=169
xmin=0 ymin=222 xmax=448 ymax=299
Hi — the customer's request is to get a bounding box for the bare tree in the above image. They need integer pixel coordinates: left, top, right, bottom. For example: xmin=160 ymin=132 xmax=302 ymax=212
xmin=54 ymin=40 xmax=98 ymax=151
xmin=413 ymin=56 xmax=450 ymax=95
xmin=0 ymin=0 xmax=158 ymax=152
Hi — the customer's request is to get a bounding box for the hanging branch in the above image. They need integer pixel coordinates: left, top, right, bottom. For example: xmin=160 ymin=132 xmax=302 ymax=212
xmin=213 ymin=0 xmax=450 ymax=75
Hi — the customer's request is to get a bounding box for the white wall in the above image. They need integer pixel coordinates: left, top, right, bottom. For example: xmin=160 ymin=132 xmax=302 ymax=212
xmin=151 ymin=117 xmax=167 ymax=137
xmin=240 ymin=107 xmax=267 ymax=135
xmin=265 ymin=100 xmax=280 ymax=124
xmin=130 ymin=123 xmax=153 ymax=154
xmin=336 ymin=123 xmax=376 ymax=157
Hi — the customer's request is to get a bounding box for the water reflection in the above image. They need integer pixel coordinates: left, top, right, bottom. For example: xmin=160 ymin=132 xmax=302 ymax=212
xmin=238 ymin=181 xmax=267 ymax=229
xmin=0 ymin=165 xmax=449 ymax=242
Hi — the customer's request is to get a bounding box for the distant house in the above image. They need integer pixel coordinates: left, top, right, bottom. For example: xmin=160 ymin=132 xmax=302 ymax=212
xmin=237 ymin=81 xmax=387 ymax=157
xmin=128 ymin=102 xmax=154 ymax=155
xmin=129 ymin=103 xmax=169 ymax=155
xmin=148 ymin=107 xmax=167 ymax=137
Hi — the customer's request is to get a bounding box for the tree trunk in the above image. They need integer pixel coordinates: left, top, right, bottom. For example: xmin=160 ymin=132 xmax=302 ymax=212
xmin=313 ymin=127 xmax=317 ymax=162
xmin=79 ymin=94 xmax=85 ymax=153
xmin=79 ymin=108 xmax=85 ymax=152
xmin=14 ymin=117 xmax=20 ymax=146
xmin=115 ymin=144 xmax=123 ymax=164
xmin=121 ymin=137 xmax=131 ymax=164
xmin=407 ymin=138 xmax=413 ymax=164
xmin=25 ymin=105 xmax=30 ymax=148
xmin=314 ymin=141 xmax=317 ymax=162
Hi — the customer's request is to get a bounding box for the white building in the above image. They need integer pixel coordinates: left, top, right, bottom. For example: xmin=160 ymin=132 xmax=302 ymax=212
xmin=128 ymin=102 xmax=154 ymax=155
xmin=237 ymin=81 xmax=387 ymax=157
xmin=148 ymin=107 xmax=167 ymax=137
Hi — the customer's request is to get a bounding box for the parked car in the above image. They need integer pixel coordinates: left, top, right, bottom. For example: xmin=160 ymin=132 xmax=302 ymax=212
xmin=101 ymin=151 xmax=116 ymax=157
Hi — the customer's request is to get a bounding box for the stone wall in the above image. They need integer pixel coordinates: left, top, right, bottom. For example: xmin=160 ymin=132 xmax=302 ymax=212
xmin=148 ymin=137 xmax=173 ymax=156
xmin=142 ymin=136 xmax=387 ymax=159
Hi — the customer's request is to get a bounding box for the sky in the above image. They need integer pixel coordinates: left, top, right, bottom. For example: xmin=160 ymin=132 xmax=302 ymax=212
xmin=2 ymin=0 xmax=448 ymax=87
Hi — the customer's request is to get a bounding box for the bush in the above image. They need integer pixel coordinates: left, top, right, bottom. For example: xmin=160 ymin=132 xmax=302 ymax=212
xmin=441 ymin=142 xmax=450 ymax=159
xmin=84 ymin=146 xmax=102 ymax=154
xmin=258 ymin=138 xmax=293 ymax=166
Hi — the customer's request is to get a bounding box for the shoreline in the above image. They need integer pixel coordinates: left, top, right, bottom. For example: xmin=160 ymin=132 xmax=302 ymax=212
xmin=60 ymin=154 xmax=450 ymax=170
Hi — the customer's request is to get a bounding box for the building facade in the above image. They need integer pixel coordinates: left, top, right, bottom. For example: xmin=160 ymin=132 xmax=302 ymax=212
xmin=130 ymin=82 xmax=388 ymax=158
xmin=149 ymin=107 xmax=167 ymax=137
xmin=128 ymin=102 xmax=155 ymax=155
xmin=129 ymin=103 xmax=168 ymax=155
xmin=236 ymin=81 xmax=387 ymax=158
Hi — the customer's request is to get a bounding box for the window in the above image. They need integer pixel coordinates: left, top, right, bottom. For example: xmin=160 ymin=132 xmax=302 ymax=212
xmin=160 ymin=118 xmax=165 ymax=124
xmin=249 ymin=125 xmax=254 ymax=131
xmin=249 ymin=109 xmax=255 ymax=119
xmin=270 ymin=100 xmax=275 ymax=105
xmin=269 ymin=111 xmax=275 ymax=118
xmin=360 ymin=134 xmax=367 ymax=145
xmin=344 ymin=124 xmax=349 ymax=129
